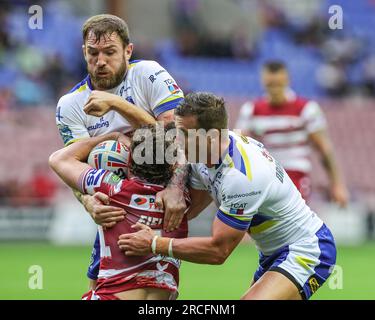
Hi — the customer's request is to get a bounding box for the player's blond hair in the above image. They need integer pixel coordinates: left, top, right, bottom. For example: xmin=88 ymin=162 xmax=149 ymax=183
xmin=82 ymin=14 xmax=130 ymax=47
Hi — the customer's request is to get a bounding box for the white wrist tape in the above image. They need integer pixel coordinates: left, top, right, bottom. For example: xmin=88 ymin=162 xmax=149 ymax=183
xmin=168 ymin=238 xmax=174 ymax=258
xmin=151 ymin=235 xmax=159 ymax=254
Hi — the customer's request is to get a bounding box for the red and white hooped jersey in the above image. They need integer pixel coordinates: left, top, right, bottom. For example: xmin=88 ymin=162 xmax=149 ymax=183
xmin=236 ymin=94 xmax=326 ymax=173
xmin=79 ymin=168 xmax=189 ymax=295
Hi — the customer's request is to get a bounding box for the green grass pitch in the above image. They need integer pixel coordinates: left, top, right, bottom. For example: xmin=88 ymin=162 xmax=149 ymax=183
xmin=1 ymin=242 xmax=374 ymax=300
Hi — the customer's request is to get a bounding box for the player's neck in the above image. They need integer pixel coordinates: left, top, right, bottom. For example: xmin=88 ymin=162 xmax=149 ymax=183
xmin=268 ymin=94 xmax=287 ymax=106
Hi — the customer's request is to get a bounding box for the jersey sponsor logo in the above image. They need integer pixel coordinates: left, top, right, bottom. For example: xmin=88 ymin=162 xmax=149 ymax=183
xmin=261 ymin=149 xmax=274 ymax=162
xmin=113 ymin=168 xmax=127 ymax=179
xmin=130 ymin=194 xmax=163 ymax=212
xmin=86 ymin=169 xmax=106 ymax=188
xmin=308 ymin=276 xmax=320 ymax=294
xmin=164 ymin=79 xmax=181 ymax=94
xmin=134 ymin=197 xmax=147 ymax=205
xmin=137 ymin=215 xmax=163 ymax=226
xmin=57 ymin=124 xmax=74 ymax=145
xmin=230 ymin=202 xmax=247 ymax=209
xmin=148 ymin=70 xmax=166 ymax=83
xmin=87 ymin=117 xmax=110 ymax=131
xmin=155 ymin=69 xmax=166 ymax=76
xmin=103 ymin=173 xmax=118 ymax=183
xmin=229 ymin=208 xmax=244 ymax=215
xmin=225 ymin=191 xmax=261 ymax=201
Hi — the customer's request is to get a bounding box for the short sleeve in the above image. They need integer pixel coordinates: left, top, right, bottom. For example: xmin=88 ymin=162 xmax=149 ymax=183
xmin=188 ymin=165 xmax=208 ymax=191
xmin=135 ymin=61 xmax=184 ymax=118
xmin=301 ymin=100 xmax=327 ymax=134
xmin=79 ymin=168 xmax=123 ymax=196
xmin=235 ymin=101 xmax=254 ymax=131
xmin=56 ymin=95 xmax=90 ymax=146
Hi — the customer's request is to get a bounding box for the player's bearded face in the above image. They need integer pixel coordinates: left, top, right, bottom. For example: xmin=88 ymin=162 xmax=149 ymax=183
xmin=89 ymin=55 xmax=126 ymax=90
xmin=85 ymin=32 xmax=131 ymax=90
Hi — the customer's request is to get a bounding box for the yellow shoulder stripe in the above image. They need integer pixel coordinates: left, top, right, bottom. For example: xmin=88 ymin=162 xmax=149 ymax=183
xmin=235 ymin=140 xmax=253 ymax=181
xmin=65 ymin=138 xmax=83 ymax=146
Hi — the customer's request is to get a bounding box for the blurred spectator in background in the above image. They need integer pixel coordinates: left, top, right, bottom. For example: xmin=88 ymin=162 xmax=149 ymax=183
xmin=230 ymin=23 xmax=257 ymax=61
xmin=170 ymin=0 xmax=203 ymax=56
xmin=0 ymin=1 xmax=83 ymax=107
xmin=0 ymin=88 xmax=14 ymax=115
xmin=292 ymin=16 xmax=328 ymax=47
xmin=316 ymin=61 xmax=349 ymax=97
xmin=362 ymin=55 xmax=375 ymax=96
xmin=28 ymin=165 xmax=57 ymax=206
xmin=321 ymin=35 xmax=363 ymax=65
xmin=0 ymin=166 xmax=57 ymax=207
xmin=170 ymin=0 xmax=256 ymax=59
xmin=236 ymin=61 xmax=349 ymax=206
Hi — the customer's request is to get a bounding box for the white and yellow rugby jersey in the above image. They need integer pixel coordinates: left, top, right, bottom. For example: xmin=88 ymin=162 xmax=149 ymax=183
xmin=56 ymin=60 xmax=184 ymax=146
xmin=189 ymin=131 xmax=323 ymax=255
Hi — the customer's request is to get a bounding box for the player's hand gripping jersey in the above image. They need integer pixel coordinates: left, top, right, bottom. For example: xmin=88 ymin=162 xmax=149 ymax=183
xmin=79 ymin=168 xmax=189 ymax=299
xmin=56 ymin=60 xmax=184 ymax=145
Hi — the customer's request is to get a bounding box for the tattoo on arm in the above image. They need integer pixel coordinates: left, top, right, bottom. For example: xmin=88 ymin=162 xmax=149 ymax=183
xmin=168 ymin=164 xmax=190 ymax=190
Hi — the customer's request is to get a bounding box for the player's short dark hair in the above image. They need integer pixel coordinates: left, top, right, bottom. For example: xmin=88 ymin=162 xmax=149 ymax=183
xmin=130 ymin=123 xmax=176 ymax=186
xmin=175 ymin=92 xmax=228 ymax=130
xmin=82 ymin=14 xmax=130 ymax=47
xmin=263 ymin=60 xmax=287 ymax=73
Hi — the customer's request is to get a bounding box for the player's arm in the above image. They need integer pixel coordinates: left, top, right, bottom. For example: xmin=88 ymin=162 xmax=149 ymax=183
xmin=49 ymin=133 xmax=126 ymax=228
xmin=185 ymin=188 xmax=213 ymax=220
xmin=303 ymin=101 xmax=348 ymax=207
xmin=309 ymin=129 xmax=348 ymax=207
xmin=119 ymin=177 xmax=257 ymax=264
xmin=156 ymin=162 xmax=190 ymax=232
xmin=57 ymin=95 xmax=105 ymax=205
xmin=83 ymin=90 xmax=156 ymax=128
xmin=119 ymin=215 xmax=246 ymax=265
xmin=158 ymin=166 xmax=212 ymax=227
xmin=49 ymin=132 xmax=120 ymax=190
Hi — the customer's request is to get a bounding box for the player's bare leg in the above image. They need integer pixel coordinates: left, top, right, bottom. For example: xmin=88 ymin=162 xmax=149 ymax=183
xmin=241 ymin=271 xmax=302 ymax=300
xmin=114 ymin=288 xmax=172 ymax=300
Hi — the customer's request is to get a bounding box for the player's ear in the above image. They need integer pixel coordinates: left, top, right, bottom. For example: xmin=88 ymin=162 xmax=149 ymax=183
xmin=124 ymin=43 xmax=133 ymax=62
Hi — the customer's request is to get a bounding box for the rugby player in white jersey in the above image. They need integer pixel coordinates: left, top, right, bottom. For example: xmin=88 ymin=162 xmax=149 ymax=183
xmin=119 ymin=92 xmax=337 ymax=300
xmin=55 ymin=14 xmax=188 ymax=290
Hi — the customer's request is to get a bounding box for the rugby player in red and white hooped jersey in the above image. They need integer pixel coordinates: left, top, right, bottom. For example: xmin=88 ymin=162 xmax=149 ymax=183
xmin=49 ymin=125 xmax=189 ymax=300
xmin=55 ymin=15 xmax=188 ymax=291
xmin=236 ymin=61 xmax=348 ymax=205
